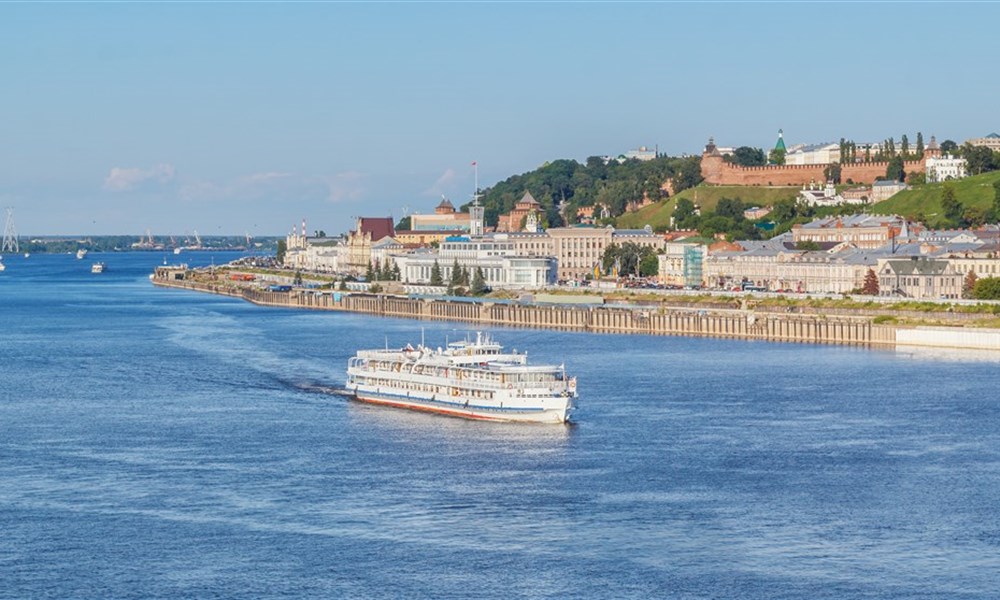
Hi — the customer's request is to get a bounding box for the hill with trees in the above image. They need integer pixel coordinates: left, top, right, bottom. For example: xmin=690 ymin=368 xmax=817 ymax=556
xmin=470 ymin=155 xmax=703 ymax=228
xmin=872 ymin=171 xmax=1000 ymax=228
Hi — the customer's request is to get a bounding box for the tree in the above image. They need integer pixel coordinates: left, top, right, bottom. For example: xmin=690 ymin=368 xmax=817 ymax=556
xmin=313 ymin=230 xmax=327 ymax=238
xmin=365 ymin=261 xmax=375 ymax=281
xmin=824 ymin=163 xmax=842 ymax=184
xmin=715 ymin=197 xmax=746 ymax=221
xmin=448 ymin=259 xmax=464 ymax=294
xmin=991 ymin=180 xmax=1000 ymax=222
xmin=639 ymin=253 xmax=659 ymax=277
xmin=471 ymin=267 xmax=487 ymax=295
xmin=885 ymin=156 xmax=905 ymax=182
xmin=973 ymin=277 xmax=1000 ymax=300
xmin=862 ymin=268 xmax=879 ymax=295
xmin=964 ymin=270 xmax=978 ymax=299
xmin=963 ymin=206 xmax=988 ymax=228
xmin=962 ymin=144 xmax=997 ymax=175
xmin=673 ymin=197 xmax=697 ymax=226
xmin=729 ymin=146 xmax=767 ymax=167
xmin=900 ymin=134 xmax=910 ymax=159
xmin=293 ymin=270 xmax=303 ymax=286
xmin=768 ymin=147 xmax=786 ymax=165
xmin=430 ymin=260 xmax=443 ymax=286
xmin=276 ymin=239 xmax=287 ymax=265
xmin=907 ymin=171 xmax=926 ymax=186
xmin=916 ymin=132 xmax=925 ymax=157
xmin=392 ymin=262 xmax=401 ymax=282
xmin=795 ymin=240 xmax=821 ymax=251
xmin=941 ymin=183 xmax=962 ymax=224
xmin=395 ymin=216 xmax=411 ymax=231
xmin=940 ymin=139 xmax=959 ymax=154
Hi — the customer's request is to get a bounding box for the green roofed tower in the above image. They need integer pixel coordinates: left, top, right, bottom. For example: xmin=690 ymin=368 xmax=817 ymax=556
xmin=774 ymin=129 xmax=786 ymax=152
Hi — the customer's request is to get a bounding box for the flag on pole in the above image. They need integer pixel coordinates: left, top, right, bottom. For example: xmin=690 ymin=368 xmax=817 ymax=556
xmin=471 ymin=161 xmax=477 ymax=166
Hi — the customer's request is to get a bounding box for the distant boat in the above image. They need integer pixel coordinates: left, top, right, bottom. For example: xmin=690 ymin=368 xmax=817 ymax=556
xmin=76 ymin=249 xmax=88 ymax=259
xmin=174 ymin=247 xmax=183 ymax=255
xmin=23 ymin=252 xmax=29 ymax=258
xmin=0 ymin=260 xmax=5 ymax=272
xmin=91 ymin=262 xmax=105 ymax=274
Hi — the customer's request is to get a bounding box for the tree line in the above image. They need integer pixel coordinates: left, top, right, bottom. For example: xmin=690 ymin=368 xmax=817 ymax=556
xmin=473 ymin=155 xmax=704 ymax=228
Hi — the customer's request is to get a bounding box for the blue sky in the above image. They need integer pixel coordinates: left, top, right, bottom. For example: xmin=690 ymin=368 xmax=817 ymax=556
xmin=1 ymin=2 xmax=997 ymax=236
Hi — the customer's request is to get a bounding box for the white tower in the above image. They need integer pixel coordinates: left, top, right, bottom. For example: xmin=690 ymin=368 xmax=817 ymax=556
xmin=469 ymin=161 xmax=485 ymax=237
xmin=2 ymin=207 xmax=19 ymax=254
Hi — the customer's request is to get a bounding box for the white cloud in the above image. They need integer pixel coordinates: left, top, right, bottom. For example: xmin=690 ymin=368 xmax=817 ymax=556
xmin=422 ymin=168 xmax=457 ymax=197
xmin=103 ymin=163 xmax=176 ymax=191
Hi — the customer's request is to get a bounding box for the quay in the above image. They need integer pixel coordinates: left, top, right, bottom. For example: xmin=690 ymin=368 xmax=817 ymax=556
xmin=151 ymin=267 xmax=1000 ymax=352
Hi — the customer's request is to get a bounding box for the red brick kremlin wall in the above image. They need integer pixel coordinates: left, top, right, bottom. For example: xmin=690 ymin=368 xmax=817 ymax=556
xmin=700 ymin=152 xmax=926 ymax=186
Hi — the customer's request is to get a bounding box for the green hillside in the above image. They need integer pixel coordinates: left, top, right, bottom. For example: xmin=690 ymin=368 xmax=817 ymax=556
xmin=872 ymin=171 xmax=1000 ymax=227
xmin=615 ymin=185 xmax=800 ymax=230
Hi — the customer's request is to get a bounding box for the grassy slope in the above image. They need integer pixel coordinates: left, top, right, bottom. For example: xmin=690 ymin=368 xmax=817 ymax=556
xmin=615 ymin=185 xmax=800 ymax=230
xmin=871 ymin=171 xmax=1000 ymax=226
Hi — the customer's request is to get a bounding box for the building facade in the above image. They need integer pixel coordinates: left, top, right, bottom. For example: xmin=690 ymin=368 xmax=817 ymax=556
xmin=395 ymin=236 xmax=556 ymax=289
xmin=791 ymin=214 xmax=906 ymax=250
xmin=925 ymin=154 xmax=968 ymax=183
xmin=345 ymin=217 xmax=396 ymax=275
xmin=658 ymin=243 xmax=705 ymax=287
xmin=410 ymin=198 xmax=472 ymax=232
xmin=965 ymin=133 xmax=1000 ymax=152
xmin=877 ymin=257 xmax=961 ymax=299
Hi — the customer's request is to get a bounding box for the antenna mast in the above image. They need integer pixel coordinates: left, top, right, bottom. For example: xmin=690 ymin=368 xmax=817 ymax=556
xmin=2 ymin=207 xmax=19 ymax=253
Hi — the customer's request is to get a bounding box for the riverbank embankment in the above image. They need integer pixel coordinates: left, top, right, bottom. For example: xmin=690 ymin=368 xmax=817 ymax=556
xmin=149 ymin=274 xmax=1000 ymax=351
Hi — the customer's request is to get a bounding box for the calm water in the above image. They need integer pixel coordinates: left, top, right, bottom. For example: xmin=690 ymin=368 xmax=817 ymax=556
xmin=2 ymin=252 xmax=1000 ymax=599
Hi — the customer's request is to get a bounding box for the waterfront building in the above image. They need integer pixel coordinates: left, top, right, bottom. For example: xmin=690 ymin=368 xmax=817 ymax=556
xmin=925 ymin=154 xmax=968 ymax=183
xmin=791 ymin=214 xmax=908 ymax=250
xmin=370 ymin=237 xmax=404 ymax=272
xmin=704 ymin=240 xmax=881 ymax=293
xmin=345 ymin=217 xmax=395 ymax=275
xmin=547 ymin=225 xmax=664 ymax=281
xmin=877 ymin=257 xmax=961 ymax=299
xmin=286 ymin=238 xmax=345 ymax=273
xmin=940 ymin=250 xmax=1000 ymax=280
xmin=395 ymin=235 xmax=556 ymax=289
xmin=658 ymin=242 xmax=705 ymax=287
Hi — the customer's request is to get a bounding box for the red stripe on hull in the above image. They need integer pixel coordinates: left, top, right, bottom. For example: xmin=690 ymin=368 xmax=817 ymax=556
xmin=353 ymin=394 xmax=509 ymax=422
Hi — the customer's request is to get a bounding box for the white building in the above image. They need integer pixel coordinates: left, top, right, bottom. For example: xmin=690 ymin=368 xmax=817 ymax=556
xmin=395 ymin=235 xmax=556 ymax=289
xmin=925 ymin=154 xmax=968 ymax=183
xmin=658 ymin=242 xmax=705 ymax=287
xmin=784 ymin=142 xmax=841 ymax=166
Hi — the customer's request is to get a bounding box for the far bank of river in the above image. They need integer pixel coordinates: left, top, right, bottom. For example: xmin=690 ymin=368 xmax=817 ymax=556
xmin=152 ymin=266 xmax=1000 ymax=353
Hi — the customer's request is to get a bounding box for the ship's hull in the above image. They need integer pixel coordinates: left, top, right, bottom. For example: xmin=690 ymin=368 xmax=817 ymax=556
xmin=348 ymin=388 xmax=571 ymax=424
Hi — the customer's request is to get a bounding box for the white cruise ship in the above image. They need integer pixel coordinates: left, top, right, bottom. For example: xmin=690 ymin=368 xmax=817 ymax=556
xmin=346 ymin=332 xmax=576 ymax=424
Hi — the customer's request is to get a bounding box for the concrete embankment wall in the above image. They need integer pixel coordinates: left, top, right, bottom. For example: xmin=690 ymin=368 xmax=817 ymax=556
xmin=154 ymin=279 xmax=901 ymax=348
xmin=896 ymin=327 xmax=1000 ymax=351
